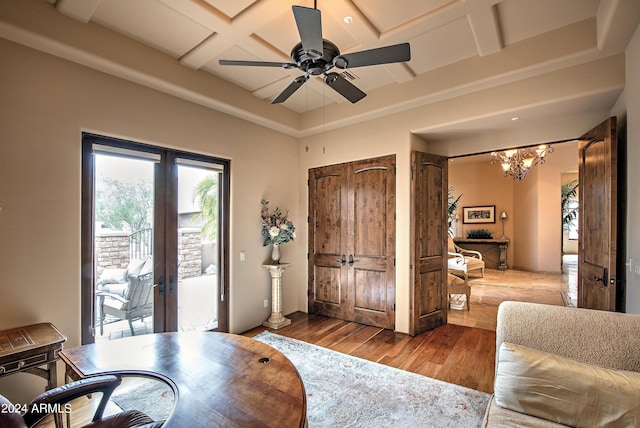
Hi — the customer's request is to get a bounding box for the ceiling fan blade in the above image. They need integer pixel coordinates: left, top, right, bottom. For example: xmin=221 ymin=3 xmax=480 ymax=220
xmin=333 ymin=42 xmax=411 ymax=69
xmin=292 ymin=6 xmax=323 ymax=59
xmin=323 ymin=72 xmax=366 ymax=103
xmin=219 ymin=59 xmax=296 ymax=69
xmin=271 ymin=75 xmax=309 ymax=104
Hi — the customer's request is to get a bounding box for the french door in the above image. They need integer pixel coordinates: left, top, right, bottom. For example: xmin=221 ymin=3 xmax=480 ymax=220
xmin=81 ymin=133 xmax=229 ymax=344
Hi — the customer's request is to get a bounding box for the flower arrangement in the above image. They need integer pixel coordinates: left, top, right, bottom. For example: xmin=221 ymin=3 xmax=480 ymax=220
xmin=261 ymin=199 xmax=295 ymax=246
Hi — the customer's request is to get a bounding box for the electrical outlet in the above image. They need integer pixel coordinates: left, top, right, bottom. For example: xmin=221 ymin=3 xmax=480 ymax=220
xmin=264 ymin=299 xmax=269 ymax=308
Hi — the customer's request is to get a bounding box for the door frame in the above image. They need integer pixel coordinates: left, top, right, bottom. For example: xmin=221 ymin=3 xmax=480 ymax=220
xmin=80 ymin=133 xmax=230 ymax=344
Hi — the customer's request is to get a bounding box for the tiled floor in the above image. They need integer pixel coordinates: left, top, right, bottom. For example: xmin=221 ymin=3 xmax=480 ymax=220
xmin=448 ymin=255 xmax=577 ymax=331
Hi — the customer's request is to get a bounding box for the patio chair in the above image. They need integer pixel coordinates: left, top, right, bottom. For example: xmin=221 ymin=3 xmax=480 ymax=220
xmin=97 ymin=259 xmax=154 ymax=336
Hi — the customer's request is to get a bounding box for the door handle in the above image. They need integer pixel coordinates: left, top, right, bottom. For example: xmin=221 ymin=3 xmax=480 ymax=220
xmin=593 ymin=275 xmax=603 ymax=283
xmin=348 ymin=254 xmax=355 ymax=267
xmin=157 ymin=276 xmax=165 ymax=296
xmin=339 ymin=254 xmax=346 ymax=266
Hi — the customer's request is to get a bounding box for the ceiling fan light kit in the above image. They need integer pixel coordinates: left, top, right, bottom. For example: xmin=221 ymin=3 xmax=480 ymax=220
xmin=219 ymin=4 xmax=411 ymax=105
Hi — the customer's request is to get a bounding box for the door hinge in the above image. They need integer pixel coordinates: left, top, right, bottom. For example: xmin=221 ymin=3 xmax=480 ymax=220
xmin=393 ymin=258 xmax=396 ymax=266
xmin=411 ymin=167 xmax=415 ymax=180
xmin=307 ymin=252 xmax=309 ymax=260
xmin=393 ymin=304 xmax=396 ymax=311
xmin=307 ymin=215 xmax=310 ymax=223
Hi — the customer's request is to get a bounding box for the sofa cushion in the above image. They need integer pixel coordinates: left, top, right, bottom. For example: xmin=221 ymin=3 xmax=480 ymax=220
xmin=482 ymin=398 xmax=569 ymax=427
xmin=494 ymin=342 xmax=640 ymax=427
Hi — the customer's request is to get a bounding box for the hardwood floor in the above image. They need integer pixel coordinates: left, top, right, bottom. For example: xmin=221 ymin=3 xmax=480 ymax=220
xmin=243 ymin=311 xmax=497 ymax=393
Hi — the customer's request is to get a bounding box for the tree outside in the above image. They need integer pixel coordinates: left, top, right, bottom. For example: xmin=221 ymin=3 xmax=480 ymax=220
xmin=192 ymin=174 xmax=218 ymax=242
xmin=96 ymin=176 xmax=152 ymax=232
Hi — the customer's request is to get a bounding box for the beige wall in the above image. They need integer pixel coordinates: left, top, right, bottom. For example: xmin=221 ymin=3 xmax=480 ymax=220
xmin=450 ymin=143 xmax=578 ymax=273
xmin=449 ymin=160 xmax=515 ymax=266
xmin=0 ymin=39 xmax=304 ymax=402
xmin=613 ymin=22 xmax=640 ymax=314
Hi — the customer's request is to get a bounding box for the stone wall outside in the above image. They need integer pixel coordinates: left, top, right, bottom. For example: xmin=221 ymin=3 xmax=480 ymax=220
xmin=96 ymin=229 xmax=204 ymax=279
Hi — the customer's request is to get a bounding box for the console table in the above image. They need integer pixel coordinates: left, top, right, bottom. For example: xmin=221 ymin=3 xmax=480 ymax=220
xmin=0 ymin=323 xmax=66 ymax=391
xmin=454 ymin=238 xmax=510 ymax=270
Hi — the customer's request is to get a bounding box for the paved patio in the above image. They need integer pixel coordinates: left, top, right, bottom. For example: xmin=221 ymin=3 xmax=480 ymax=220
xmin=96 ymin=274 xmax=218 ymax=342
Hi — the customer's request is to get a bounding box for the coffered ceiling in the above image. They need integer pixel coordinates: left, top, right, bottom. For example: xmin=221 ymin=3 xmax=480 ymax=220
xmin=3 ymin=0 xmax=640 ymax=140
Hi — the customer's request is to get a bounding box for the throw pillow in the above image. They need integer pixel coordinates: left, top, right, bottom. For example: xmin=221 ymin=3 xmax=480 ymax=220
xmin=125 ymin=258 xmax=147 ymax=280
xmin=96 ymin=268 xmax=127 ymax=286
xmin=494 ymin=342 xmax=640 ymax=427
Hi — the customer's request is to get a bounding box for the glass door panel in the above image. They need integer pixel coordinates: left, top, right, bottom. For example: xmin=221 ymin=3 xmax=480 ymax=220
xmin=176 ymin=163 xmax=221 ymax=331
xmin=93 ymin=152 xmax=155 ymax=341
xmin=82 ymin=133 xmax=230 ymax=344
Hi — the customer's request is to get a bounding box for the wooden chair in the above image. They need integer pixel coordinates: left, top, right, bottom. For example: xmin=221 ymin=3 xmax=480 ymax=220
xmin=447 ymin=237 xmax=485 ymax=278
xmin=448 ymin=273 xmax=471 ymax=310
xmin=0 ymin=374 xmax=163 ymax=428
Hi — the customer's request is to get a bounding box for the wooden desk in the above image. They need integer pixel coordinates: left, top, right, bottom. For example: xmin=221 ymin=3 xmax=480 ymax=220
xmin=0 ymin=323 xmax=66 ymax=390
xmin=454 ymin=238 xmax=510 ymax=270
xmin=60 ymin=332 xmax=307 ymax=428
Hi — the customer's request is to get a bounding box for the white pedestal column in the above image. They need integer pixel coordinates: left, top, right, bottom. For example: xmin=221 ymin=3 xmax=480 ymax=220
xmin=262 ymin=263 xmax=292 ymax=329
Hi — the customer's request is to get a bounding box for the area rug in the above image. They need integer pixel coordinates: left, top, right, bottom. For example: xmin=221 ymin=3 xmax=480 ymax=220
xmin=254 ymin=331 xmax=491 ymax=427
xmin=110 ymin=376 xmax=174 ymax=422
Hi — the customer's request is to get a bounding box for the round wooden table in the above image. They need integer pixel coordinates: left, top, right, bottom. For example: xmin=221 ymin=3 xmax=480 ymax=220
xmin=60 ymin=332 xmax=307 ymax=427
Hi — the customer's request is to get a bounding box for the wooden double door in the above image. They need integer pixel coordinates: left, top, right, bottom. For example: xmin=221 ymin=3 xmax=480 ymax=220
xmin=308 ymin=155 xmax=396 ymax=329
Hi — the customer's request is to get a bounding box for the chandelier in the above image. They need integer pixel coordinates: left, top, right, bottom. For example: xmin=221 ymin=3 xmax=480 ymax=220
xmin=490 ymin=144 xmax=554 ymax=180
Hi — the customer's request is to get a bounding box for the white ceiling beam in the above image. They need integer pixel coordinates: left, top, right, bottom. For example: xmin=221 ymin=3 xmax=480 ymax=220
xmin=178 ymin=0 xmax=287 ymax=69
xmin=597 ymin=0 xmax=640 ymax=51
xmin=464 ymin=0 xmax=503 ymax=56
xmin=56 ymin=0 xmax=102 ymax=23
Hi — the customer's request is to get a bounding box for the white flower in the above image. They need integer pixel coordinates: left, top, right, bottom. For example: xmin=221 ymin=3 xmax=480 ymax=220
xmin=269 ymin=226 xmax=280 ymax=238
xmin=280 ymin=223 xmax=289 ymax=230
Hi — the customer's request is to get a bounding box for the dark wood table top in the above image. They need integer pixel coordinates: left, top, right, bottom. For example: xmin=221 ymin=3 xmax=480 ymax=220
xmin=59 ymin=332 xmax=306 ymax=428
xmin=0 ymin=323 xmax=66 ymax=358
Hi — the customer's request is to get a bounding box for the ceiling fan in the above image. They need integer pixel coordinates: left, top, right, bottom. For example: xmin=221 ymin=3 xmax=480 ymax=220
xmin=218 ymin=2 xmax=411 ymax=105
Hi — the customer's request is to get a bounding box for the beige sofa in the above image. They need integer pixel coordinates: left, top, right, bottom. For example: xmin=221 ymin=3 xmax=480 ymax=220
xmin=482 ymin=301 xmax=640 ymax=427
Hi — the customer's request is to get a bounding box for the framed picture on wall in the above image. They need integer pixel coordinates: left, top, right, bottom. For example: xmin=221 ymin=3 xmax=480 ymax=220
xmin=462 ymin=205 xmax=496 ymax=224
